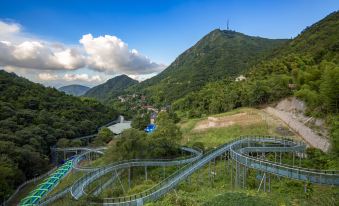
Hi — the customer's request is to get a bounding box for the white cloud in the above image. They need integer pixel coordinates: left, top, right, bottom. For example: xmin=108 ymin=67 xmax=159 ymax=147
xmin=0 ymin=40 xmax=85 ymax=71
xmin=0 ymin=20 xmax=166 ymax=85
xmin=38 ymin=73 xmax=58 ymax=81
xmin=80 ymin=34 xmax=165 ymax=75
xmin=37 ymin=72 xmax=102 ymax=83
xmin=0 ymin=21 xmax=21 ymax=36
xmin=0 ymin=21 xmax=85 ymax=71
xmin=128 ymin=72 xmax=158 ymax=82
xmin=62 ymin=73 xmax=102 ymax=82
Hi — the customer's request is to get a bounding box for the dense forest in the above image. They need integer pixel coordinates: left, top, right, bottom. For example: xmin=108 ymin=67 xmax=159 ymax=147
xmin=130 ymin=29 xmax=287 ymax=104
xmin=0 ymin=71 xmax=117 ymax=200
xmin=172 ymin=11 xmax=339 ymax=154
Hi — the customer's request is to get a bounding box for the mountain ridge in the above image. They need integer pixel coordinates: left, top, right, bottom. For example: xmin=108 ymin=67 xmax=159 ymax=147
xmin=59 ymin=84 xmax=90 ymax=96
xmin=84 ymin=74 xmax=138 ymax=102
xmin=130 ymin=29 xmax=288 ymax=103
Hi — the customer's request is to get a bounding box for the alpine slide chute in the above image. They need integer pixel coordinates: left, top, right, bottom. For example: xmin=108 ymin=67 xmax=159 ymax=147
xmin=20 ymin=136 xmax=339 ymax=206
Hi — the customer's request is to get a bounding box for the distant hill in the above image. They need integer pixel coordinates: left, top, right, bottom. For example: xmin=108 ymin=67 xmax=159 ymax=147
xmin=59 ymin=84 xmax=90 ymax=96
xmin=132 ymin=30 xmax=287 ymax=103
xmin=84 ymin=74 xmax=138 ymax=102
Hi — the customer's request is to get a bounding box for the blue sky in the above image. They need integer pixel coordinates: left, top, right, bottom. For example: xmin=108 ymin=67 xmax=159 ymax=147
xmin=0 ymin=0 xmax=338 ymax=87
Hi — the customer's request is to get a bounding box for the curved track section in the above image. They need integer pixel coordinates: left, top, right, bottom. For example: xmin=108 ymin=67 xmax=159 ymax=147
xmin=230 ymin=138 xmax=338 ymax=185
xmin=70 ymin=147 xmax=203 ymax=199
xmin=101 ymin=136 xmax=339 ymax=206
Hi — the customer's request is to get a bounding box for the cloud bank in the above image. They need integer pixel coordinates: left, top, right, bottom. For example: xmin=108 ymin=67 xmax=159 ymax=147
xmin=0 ymin=20 xmax=165 ymax=84
xmin=80 ymin=34 xmax=165 ymax=74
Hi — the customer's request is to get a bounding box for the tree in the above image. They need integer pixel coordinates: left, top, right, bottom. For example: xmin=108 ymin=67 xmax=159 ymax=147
xmin=131 ymin=114 xmax=149 ymax=130
xmin=56 ymin=138 xmax=70 ymax=148
xmin=320 ymin=65 xmax=339 ymax=113
xmin=92 ymin=127 xmax=114 ymax=146
xmin=115 ymin=128 xmax=147 ymax=159
xmin=149 ymin=112 xmax=182 ymax=157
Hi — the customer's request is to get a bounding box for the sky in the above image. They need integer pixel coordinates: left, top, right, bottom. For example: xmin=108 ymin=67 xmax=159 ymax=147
xmin=0 ymin=0 xmax=338 ymax=88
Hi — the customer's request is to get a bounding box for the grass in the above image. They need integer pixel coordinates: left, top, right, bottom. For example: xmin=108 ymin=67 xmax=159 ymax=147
xmin=181 ymin=108 xmax=296 ymax=148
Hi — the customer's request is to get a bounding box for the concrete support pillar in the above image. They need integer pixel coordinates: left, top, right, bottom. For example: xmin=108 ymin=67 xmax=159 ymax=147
xmin=231 ymin=159 xmax=233 ymax=189
xmin=163 ymin=166 xmax=166 ymax=178
xmin=235 ymin=161 xmax=238 ymax=188
xmin=209 ymin=161 xmax=211 ymax=184
xmin=128 ymin=167 xmax=131 ymax=189
xmin=264 ymin=172 xmax=266 ymax=192
xmin=243 ymin=165 xmax=246 ymax=189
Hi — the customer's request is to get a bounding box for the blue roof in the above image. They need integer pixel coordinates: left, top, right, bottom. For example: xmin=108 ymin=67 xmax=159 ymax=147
xmin=144 ymin=124 xmax=156 ymax=133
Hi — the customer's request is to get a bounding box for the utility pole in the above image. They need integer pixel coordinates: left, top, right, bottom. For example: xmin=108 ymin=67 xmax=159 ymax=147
xmin=227 ymin=19 xmax=230 ymax=30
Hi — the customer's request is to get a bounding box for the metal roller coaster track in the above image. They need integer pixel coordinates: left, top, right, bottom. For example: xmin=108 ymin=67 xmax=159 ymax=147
xmin=38 ymin=136 xmax=339 ymax=206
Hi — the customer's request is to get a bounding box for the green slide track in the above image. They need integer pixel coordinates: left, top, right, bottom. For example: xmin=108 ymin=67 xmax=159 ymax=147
xmin=19 ymin=160 xmax=74 ymax=206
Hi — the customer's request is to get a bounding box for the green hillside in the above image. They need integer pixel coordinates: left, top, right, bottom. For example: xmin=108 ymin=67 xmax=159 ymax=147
xmin=0 ymin=70 xmax=117 ymax=200
xmin=277 ymin=11 xmax=339 ymax=63
xmin=133 ymin=30 xmax=287 ymax=103
xmin=84 ymin=74 xmax=138 ymax=102
xmin=173 ymin=11 xmax=339 ymax=153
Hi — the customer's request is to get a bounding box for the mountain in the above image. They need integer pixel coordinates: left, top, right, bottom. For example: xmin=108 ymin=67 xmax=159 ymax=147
xmin=172 ymin=11 xmax=339 ymax=153
xmin=84 ymin=74 xmax=138 ymax=102
xmin=133 ymin=30 xmax=287 ymax=103
xmin=0 ymin=70 xmax=117 ymax=200
xmin=58 ymin=84 xmax=90 ymax=96
xmin=276 ymin=11 xmax=339 ymax=63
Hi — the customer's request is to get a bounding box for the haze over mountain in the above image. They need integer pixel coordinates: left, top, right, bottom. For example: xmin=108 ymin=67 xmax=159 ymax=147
xmin=131 ymin=30 xmax=287 ymax=103
xmin=58 ymin=84 xmax=90 ymax=96
xmin=84 ymin=75 xmax=138 ymax=102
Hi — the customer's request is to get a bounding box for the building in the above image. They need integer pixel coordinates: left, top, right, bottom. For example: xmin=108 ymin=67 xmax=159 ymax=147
xmin=107 ymin=115 xmax=131 ymax=134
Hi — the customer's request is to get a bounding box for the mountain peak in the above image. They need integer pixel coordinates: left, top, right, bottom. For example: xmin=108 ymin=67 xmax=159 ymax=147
xmin=135 ymin=29 xmax=287 ymax=102
xmin=84 ymin=74 xmax=138 ymax=101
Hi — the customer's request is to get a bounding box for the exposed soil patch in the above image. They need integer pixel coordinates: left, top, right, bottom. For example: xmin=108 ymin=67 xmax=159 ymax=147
xmin=193 ymin=112 xmax=261 ymax=131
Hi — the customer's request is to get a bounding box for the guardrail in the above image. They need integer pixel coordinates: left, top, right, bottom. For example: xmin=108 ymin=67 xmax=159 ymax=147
xmin=1 ymin=166 xmax=57 ymax=206
xmin=20 ymin=159 xmax=75 ymax=205
xmin=101 ymin=136 xmax=339 ymax=205
xmin=70 ymin=147 xmax=203 ymax=199
xmin=38 ymin=136 xmax=339 ymax=206
xmin=230 ymin=137 xmax=339 ymax=185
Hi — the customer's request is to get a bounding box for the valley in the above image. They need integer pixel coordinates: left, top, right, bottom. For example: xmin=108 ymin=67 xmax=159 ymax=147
xmin=0 ymin=6 xmax=338 ymax=206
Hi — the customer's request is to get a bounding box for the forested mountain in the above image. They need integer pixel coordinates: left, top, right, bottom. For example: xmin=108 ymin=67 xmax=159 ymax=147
xmin=173 ymin=11 xmax=339 ymax=153
xmin=0 ymin=70 xmax=117 ymax=200
xmin=84 ymin=74 xmax=138 ymax=102
xmin=276 ymin=11 xmax=339 ymax=63
xmin=132 ymin=30 xmax=287 ymax=104
xmin=58 ymin=84 xmax=90 ymax=96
